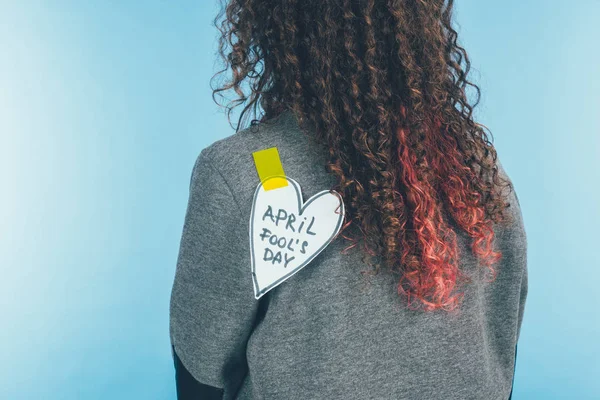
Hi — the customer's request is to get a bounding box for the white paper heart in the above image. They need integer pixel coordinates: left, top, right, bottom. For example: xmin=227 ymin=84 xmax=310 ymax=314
xmin=249 ymin=175 xmax=345 ymax=299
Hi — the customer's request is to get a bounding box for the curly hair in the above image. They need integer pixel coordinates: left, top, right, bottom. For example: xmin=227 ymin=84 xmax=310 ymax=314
xmin=211 ymin=0 xmax=514 ymax=312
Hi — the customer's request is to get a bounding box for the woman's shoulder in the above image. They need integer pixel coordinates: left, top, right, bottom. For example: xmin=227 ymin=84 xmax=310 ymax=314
xmin=492 ymin=154 xmax=528 ymax=256
xmin=189 ymin=110 xmax=331 ymax=216
xmin=199 ymin=109 xmax=302 ymax=164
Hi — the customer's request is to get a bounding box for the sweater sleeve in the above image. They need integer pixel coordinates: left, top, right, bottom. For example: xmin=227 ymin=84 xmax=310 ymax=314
xmin=516 ymin=254 xmax=528 ymax=343
xmin=173 ymin=346 xmax=224 ymax=399
xmin=496 ymin=157 xmax=528 ymax=343
xmin=512 ymin=177 xmax=528 ymax=344
xmin=495 ymin=158 xmax=527 ymax=399
xmin=169 ymin=148 xmax=259 ymax=397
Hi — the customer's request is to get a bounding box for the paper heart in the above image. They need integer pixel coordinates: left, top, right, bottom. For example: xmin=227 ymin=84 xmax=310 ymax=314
xmin=249 ymin=175 xmax=345 ymax=299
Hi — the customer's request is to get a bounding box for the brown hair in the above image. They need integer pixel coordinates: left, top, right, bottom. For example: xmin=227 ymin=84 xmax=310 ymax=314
xmin=211 ymin=0 xmax=514 ymax=312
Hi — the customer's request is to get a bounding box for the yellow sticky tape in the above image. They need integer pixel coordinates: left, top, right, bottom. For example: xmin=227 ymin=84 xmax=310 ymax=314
xmin=252 ymin=147 xmax=288 ymax=191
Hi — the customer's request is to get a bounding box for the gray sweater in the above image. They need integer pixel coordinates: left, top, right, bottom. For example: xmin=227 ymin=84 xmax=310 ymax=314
xmin=169 ymin=110 xmax=528 ymax=400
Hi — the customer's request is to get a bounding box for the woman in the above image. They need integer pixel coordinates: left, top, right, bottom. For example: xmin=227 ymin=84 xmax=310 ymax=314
xmin=170 ymin=0 xmax=528 ymax=399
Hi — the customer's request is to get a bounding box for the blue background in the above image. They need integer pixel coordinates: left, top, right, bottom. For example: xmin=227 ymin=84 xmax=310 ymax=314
xmin=1 ymin=1 xmax=598 ymax=399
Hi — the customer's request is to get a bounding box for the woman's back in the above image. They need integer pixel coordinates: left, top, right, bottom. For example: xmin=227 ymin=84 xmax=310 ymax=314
xmin=170 ymin=109 xmax=528 ymax=399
